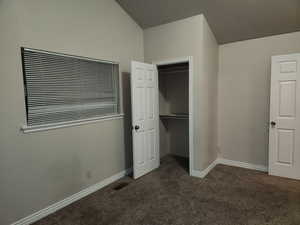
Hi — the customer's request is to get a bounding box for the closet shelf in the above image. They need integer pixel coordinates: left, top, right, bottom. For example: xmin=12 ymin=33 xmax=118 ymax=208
xmin=159 ymin=69 xmax=189 ymax=75
xmin=159 ymin=113 xmax=189 ymax=120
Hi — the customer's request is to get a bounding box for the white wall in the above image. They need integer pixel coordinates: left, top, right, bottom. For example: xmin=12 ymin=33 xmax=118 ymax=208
xmin=218 ymin=31 xmax=300 ymax=166
xmin=144 ymin=15 xmax=219 ymax=171
xmin=0 ymin=0 xmax=143 ymax=224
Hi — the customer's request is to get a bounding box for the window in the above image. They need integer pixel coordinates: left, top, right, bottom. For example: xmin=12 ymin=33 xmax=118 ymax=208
xmin=22 ymin=48 xmax=120 ymax=129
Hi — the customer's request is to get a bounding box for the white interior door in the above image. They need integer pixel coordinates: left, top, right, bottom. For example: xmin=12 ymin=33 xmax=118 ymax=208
xmin=131 ymin=61 xmax=159 ymax=179
xmin=269 ymin=54 xmax=300 ymax=180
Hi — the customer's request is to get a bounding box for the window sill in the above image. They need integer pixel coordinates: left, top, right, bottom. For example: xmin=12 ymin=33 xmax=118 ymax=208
xmin=21 ymin=114 xmax=124 ymax=134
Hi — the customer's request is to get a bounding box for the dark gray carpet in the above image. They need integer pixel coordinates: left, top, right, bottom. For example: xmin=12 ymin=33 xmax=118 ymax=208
xmin=34 ymin=156 xmax=300 ymax=225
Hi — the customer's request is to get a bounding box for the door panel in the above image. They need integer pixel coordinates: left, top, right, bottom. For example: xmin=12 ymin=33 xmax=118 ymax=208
xmin=135 ymin=87 xmax=145 ymax=120
xmin=147 ymin=87 xmax=155 ymax=119
xmin=136 ymin=132 xmax=145 ymax=166
xmin=269 ymin=54 xmax=300 ymax=180
xmin=280 ymin=61 xmax=297 ymax=73
xmin=277 ymin=129 xmax=294 ymax=164
xmin=148 ymin=129 xmax=156 ymax=160
xmin=131 ymin=61 xmax=159 ymax=179
xmin=279 ymin=81 xmax=296 ymax=117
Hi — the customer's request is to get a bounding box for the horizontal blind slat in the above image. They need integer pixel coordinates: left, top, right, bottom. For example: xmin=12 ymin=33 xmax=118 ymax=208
xmin=22 ymin=48 xmax=119 ymax=126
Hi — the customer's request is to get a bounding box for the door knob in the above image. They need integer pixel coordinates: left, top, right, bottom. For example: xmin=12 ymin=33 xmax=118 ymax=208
xmin=134 ymin=125 xmax=140 ymax=130
xmin=270 ymin=121 xmax=276 ymax=127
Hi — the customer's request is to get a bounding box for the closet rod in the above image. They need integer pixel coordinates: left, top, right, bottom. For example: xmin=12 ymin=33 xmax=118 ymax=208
xmin=159 ymin=69 xmax=189 ymax=74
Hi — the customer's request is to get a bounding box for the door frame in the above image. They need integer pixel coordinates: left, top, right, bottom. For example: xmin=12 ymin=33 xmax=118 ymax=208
xmin=153 ymin=56 xmax=194 ymax=176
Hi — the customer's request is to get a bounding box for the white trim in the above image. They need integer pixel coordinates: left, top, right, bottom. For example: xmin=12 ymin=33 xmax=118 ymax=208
xmin=191 ymin=158 xmax=268 ymax=179
xmin=191 ymin=158 xmax=218 ymax=178
xmin=152 ymin=57 xmax=191 ymax=66
xmin=217 ymin=158 xmax=268 ymax=172
xmin=155 ymin=66 xmax=161 ymax=171
xmin=10 ymin=157 xmax=268 ymax=224
xmin=153 ymin=56 xmax=194 ymax=176
xmin=23 ymin=47 xmax=119 ymax=65
xmin=11 ymin=168 xmax=132 ymax=225
xmin=188 ymin=57 xmax=194 ymax=176
xmin=21 ymin=114 xmax=124 ymax=133
xmin=118 ymin=67 xmax=124 ymax=115
xmin=271 ymin=53 xmax=300 ymax=61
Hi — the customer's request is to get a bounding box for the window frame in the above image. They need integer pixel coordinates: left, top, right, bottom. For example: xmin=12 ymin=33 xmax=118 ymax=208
xmin=20 ymin=47 xmax=123 ymax=133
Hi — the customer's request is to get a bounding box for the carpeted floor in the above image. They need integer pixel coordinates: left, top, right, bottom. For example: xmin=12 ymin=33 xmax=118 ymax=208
xmin=34 ymin=156 xmax=300 ymax=225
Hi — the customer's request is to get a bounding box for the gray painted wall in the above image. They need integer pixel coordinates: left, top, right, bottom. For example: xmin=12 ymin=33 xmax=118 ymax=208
xmin=0 ymin=0 xmax=143 ymax=224
xmin=3 ymin=3 xmax=298 ymax=223
xmin=200 ymin=17 xmax=219 ymax=169
xmin=144 ymin=15 xmax=219 ymax=171
xmin=218 ymin=31 xmax=300 ymax=166
xmin=158 ymin=71 xmax=189 ymax=158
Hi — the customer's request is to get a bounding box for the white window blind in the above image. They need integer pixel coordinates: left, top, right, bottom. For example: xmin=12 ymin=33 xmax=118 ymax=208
xmin=22 ymin=48 xmax=120 ymax=127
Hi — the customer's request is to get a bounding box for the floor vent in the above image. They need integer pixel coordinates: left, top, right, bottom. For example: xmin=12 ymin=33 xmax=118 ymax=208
xmin=113 ymin=182 xmax=129 ymax=191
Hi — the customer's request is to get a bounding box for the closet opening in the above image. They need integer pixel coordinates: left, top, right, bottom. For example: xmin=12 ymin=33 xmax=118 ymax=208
xmin=156 ymin=59 xmax=193 ymax=174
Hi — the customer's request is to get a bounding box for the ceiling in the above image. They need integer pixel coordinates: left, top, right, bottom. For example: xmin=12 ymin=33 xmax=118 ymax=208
xmin=116 ymin=0 xmax=300 ymax=44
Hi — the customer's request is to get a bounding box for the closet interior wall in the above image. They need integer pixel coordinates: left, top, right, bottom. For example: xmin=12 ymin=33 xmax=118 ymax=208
xmin=158 ymin=63 xmax=189 ymax=159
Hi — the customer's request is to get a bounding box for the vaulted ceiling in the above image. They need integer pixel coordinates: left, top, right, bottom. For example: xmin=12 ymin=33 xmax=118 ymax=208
xmin=116 ymin=0 xmax=300 ymax=44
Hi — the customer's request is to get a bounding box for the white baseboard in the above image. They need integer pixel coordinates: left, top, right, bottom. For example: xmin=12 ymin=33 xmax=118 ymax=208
xmin=11 ymin=158 xmax=268 ymax=224
xmin=12 ymin=168 xmax=132 ymax=225
xmin=217 ymin=158 xmax=268 ymax=172
xmin=191 ymin=158 xmax=268 ymax=179
xmin=191 ymin=158 xmax=218 ymax=178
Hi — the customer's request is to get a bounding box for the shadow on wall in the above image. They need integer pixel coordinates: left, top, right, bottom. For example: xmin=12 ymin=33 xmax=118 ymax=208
xmin=122 ymin=72 xmax=133 ymax=170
